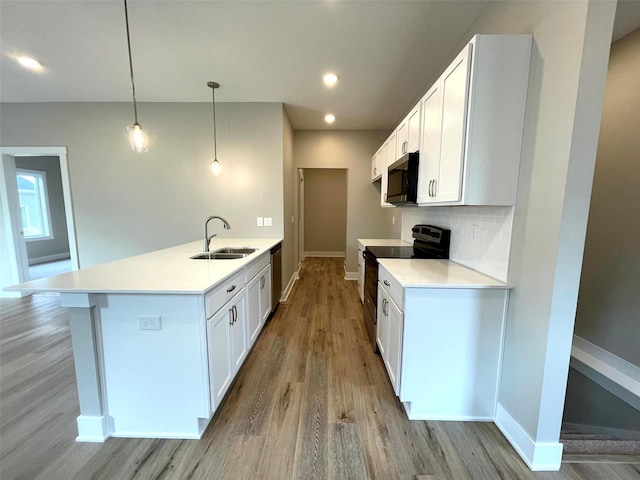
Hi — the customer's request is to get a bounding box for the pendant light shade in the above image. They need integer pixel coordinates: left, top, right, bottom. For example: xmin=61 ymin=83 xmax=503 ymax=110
xmin=124 ymin=0 xmax=148 ymax=153
xmin=208 ymin=81 xmax=221 ymax=175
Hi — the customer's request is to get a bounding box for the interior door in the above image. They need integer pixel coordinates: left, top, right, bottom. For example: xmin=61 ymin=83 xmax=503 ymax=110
xmin=0 ymin=154 xmax=30 ymax=286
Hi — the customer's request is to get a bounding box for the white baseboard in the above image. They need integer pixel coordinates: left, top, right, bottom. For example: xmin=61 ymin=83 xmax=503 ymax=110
xmin=571 ymin=335 xmax=640 ymax=411
xmin=75 ymin=415 xmax=109 ymax=442
xmin=304 ymin=251 xmax=345 ymax=258
xmin=281 ymin=270 xmax=299 ymax=303
xmin=495 ymin=403 xmax=563 ymax=471
xmin=28 ymin=252 xmax=71 ymax=266
xmin=0 ymin=290 xmax=28 ymax=298
xmin=344 ymin=271 xmax=358 ymax=281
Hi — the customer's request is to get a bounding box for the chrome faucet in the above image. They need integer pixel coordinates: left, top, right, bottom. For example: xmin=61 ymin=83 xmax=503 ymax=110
xmin=203 ymin=216 xmax=231 ymax=252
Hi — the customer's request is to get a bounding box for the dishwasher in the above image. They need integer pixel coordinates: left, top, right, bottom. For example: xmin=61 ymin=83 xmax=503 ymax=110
xmin=270 ymin=242 xmax=282 ymax=316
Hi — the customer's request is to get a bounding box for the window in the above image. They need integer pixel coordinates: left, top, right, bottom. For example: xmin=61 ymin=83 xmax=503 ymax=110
xmin=16 ymin=169 xmax=53 ymax=241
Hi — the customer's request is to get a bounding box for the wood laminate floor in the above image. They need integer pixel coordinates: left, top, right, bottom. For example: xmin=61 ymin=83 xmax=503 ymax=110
xmin=1 ymin=257 xmax=639 ymax=479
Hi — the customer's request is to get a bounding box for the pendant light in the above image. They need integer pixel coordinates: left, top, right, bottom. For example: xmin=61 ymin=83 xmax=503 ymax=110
xmin=208 ymin=81 xmax=221 ymax=175
xmin=124 ymin=0 xmax=148 ymax=153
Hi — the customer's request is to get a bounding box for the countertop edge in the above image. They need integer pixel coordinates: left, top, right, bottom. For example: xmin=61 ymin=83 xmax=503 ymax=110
xmin=5 ymin=238 xmax=283 ymax=296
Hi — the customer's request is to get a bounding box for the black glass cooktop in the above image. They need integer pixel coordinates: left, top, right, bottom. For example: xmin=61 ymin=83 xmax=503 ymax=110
xmin=365 ymin=245 xmax=443 ymax=259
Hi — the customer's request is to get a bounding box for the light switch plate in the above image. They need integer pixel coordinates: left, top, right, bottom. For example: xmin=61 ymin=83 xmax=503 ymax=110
xmin=264 ymin=217 xmax=273 ymax=227
xmin=257 ymin=217 xmax=263 ymax=227
xmin=139 ymin=315 xmax=162 ymax=330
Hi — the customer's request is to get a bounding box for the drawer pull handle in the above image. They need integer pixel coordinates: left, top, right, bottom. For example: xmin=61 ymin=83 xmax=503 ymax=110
xmin=227 ymin=285 xmax=236 ymax=293
xmin=383 ymin=280 xmax=390 ymax=287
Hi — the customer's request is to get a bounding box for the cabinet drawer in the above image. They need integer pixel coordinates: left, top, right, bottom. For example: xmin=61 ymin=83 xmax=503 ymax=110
xmin=245 ymin=253 xmax=270 ymax=282
xmin=378 ymin=265 xmax=403 ymax=309
xmin=205 ymin=270 xmax=245 ymax=319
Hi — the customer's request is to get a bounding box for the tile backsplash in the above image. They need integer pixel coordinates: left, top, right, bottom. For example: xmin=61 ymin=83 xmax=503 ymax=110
xmin=400 ymin=206 xmax=513 ymax=282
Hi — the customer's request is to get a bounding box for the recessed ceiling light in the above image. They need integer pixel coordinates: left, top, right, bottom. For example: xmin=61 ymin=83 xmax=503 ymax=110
xmin=16 ymin=55 xmax=44 ymax=71
xmin=323 ymin=73 xmax=339 ymax=87
xmin=324 ymin=113 xmax=336 ymax=124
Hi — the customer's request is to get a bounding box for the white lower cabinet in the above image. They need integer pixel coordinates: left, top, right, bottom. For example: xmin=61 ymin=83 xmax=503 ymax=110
xmin=377 ymin=264 xmax=510 ymax=421
xmin=377 ymin=283 xmax=403 ymax=396
xmin=205 ymin=251 xmax=272 ymax=414
xmin=207 ymin=289 xmax=246 ymax=411
xmin=377 ymin=266 xmax=404 ymax=396
xmin=247 ymin=263 xmax=272 ymax=347
xmin=357 ymin=241 xmax=365 ymax=302
xmin=207 ymin=301 xmax=232 ymax=411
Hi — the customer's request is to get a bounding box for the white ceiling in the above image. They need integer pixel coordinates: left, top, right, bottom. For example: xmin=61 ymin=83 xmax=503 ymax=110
xmin=1 ymin=1 xmax=639 ymax=130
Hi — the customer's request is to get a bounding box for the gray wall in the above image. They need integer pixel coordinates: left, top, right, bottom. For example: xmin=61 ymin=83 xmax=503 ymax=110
xmin=0 ymin=102 xmax=284 ymax=267
xmin=293 ymin=130 xmax=394 ymax=274
xmin=14 ymin=156 xmax=70 ymax=263
xmin=458 ymin=0 xmax=616 ymax=459
xmin=564 ymin=367 xmax=640 ymax=434
xmin=281 ymin=108 xmax=296 ymax=299
xmin=574 ymin=28 xmax=640 ymax=367
xmin=303 ymin=169 xmax=347 ymax=254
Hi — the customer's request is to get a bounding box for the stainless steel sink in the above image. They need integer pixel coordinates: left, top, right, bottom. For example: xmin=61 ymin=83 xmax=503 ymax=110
xmin=212 ymin=247 xmax=257 ymax=255
xmin=190 ymin=247 xmax=257 ymax=260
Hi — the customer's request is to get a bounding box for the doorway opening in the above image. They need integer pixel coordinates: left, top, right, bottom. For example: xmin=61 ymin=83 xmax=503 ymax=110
xmin=1 ymin=147 xmax=78 ymax=296
xmin=299 ymin=168 xmax=348 ymax=259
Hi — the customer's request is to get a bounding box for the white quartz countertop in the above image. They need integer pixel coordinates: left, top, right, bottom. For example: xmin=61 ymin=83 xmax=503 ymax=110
xmin=357 ymin=238 xmax=410 ymax=247
xmin=6 ymin=238 xmax=282 ymax=295
xmin=377 ymin=258 xmax=512 ymax=289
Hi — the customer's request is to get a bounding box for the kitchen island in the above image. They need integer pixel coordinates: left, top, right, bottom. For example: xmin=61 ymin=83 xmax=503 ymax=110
xmin=6 ymin=238 xmax=282 ymax=442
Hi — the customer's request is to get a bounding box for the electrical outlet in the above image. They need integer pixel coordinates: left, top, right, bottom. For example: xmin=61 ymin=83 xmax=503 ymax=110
xmin=392 ymin=216 xmax=396 ymax=225
xmin=139 ymin=315 xmax=162 ymax=330
xmin=257 ymin=217 xmax=263 ymax=227
xmin=471 ymin=224 xmax=479 ymax=242
xmin=264 ymin=217 xmax=273 ymax=227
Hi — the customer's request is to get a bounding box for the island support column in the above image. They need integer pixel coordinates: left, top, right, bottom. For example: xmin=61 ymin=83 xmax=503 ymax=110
xmin=60 ymin=293 xmax=109 ymax=442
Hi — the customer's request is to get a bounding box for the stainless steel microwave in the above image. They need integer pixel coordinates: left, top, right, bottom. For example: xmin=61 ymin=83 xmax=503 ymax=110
xmin=386 ymin=151 xmax=419 ymax=205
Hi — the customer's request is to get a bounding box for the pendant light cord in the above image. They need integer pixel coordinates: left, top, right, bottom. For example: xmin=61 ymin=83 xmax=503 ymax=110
xmin=124 ymin=0 xmax=139 ymax=124
xmin=209 ymin=82 xmax=219 ymax=161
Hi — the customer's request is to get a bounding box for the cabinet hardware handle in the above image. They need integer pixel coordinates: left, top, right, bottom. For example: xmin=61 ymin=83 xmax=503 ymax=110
xmin=229 ymin=307 xmax=234 ymax=325
xmin=374 ymin=167 xmax=377 ymax=175
xmin=433 ymin=179 xmax=437 ymax=197
xmin=227 ymin=285 xmax=236 ymax=293
xmin=428 ymin=180 xmax=431 ymax=197
xmin=382 ymin=298 xmax=388 ymax=316
xmin=383 ymin=280 xmax=390 ymax=287
xmin=260 ymin=276 xmax=265 ymax=289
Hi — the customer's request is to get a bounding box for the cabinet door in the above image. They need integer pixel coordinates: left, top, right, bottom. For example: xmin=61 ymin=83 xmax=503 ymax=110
xmin=380 ymin=132 xmax=396 ymax=207
xmin=396 ymin=120 xmax=408 ymax=159
xmin=229 ymin=292 xmax=247 ymax=373
xmin=207 ymin=306 xmax=232 ymax=412
xmin=246 ymin=275 xmax=261 ymax=347
xmin=376 ymin=286 xmax=388 ymax=357
xmin=357 ymin=243 xmax=364 ymax=303
xmin=259 ymin=264 xmax=272 ymax=324
xmin=417 ymin=83 xmax=442 ymax=204
xmin=385 ymin=295 xmax=403 ymax=396
xmin=436 ymin=44 xmax=471 ymax=203
xmin=371 ymin=150 xmax=381 ymax=182
xmin=407 ymin=104 xmax=421 ymax=154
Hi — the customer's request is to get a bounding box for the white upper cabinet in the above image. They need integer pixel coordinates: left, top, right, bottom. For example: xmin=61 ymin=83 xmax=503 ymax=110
xmin=417 ymin=83 xmax=443 ymax=204
xmin=371 ymin=147 xmax=382 ymax=182
xmin=374 ymin=34 xmax=532 ymax=207
xmin=395 ymin=103 xmax=421 ymax=159
xmin=380 ymin=131 xmax=396 ymax=207
xmin=418 ymin=34 xmax=532 ymax=206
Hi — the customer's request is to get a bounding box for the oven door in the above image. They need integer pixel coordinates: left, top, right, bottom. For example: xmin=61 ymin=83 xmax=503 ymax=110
xmin=363 ymin=250 xmax=379 ymax=352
